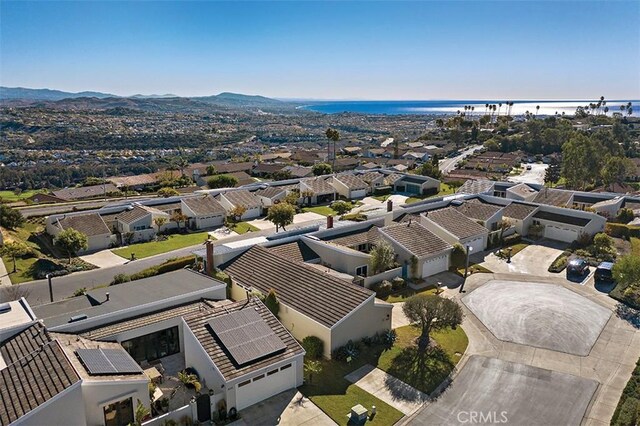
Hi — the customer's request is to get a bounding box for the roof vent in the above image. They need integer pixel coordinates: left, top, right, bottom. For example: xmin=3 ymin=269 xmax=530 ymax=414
xmin=0 ymin=303 xmax=12 ymax=314
xmin=69 ymin=314 xmax=88 ymax=323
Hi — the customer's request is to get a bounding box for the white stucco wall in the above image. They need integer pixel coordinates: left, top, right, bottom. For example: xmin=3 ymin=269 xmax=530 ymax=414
xmin=81 ymin=380 xmax=149 ymax=426
xmin=331 ymin=298 xmax=392 ymax=352
xmin=14 ymin=382 xmax=85 ymax=426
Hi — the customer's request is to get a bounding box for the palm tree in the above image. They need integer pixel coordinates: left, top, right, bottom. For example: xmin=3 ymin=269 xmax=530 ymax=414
xmin=485 ymin=103 xmax=489 ymax=115
xmin=535 ymin=105 xmax=540 ymax=117
xmin=304 ymin=360 xmax=323 ymax=385
xmin=604 ymin=106 xmax=609 ymax=116
xmin=498 ymin=102 xmax=503 ymax=117
xmin=471 ymin=105 xmax=475 ymax=118
xmin=177 ymin=371 xmax=201 ymax=405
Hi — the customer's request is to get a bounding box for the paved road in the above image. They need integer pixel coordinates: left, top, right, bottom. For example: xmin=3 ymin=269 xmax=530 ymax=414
xmin=14 ymin=217 xmax=329 ymax=306
xmin=439 ymin=145 xmax=483 ymax=174
xmin=16 ymin=195 xmax=158 ymax=218
xmin=507 ymin=162 xmax=548 ymax=185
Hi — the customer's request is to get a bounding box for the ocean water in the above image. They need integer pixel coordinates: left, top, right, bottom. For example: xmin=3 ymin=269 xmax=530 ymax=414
xmin=302 ymin=100 xmax=639 ymax=117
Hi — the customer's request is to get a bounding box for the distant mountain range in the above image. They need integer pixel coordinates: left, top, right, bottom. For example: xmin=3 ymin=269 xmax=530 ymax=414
xmin=0 ymin=86 xmax=292 ymax=112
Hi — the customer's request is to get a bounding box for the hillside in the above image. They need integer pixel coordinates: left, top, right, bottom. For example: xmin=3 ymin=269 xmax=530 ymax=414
xmin=0 ymin=86 xmax=116 ymax=101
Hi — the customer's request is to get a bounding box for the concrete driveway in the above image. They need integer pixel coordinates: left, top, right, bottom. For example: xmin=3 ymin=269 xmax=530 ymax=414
xmin=80 ymin=250 xmax=128 ymax=268
xmin=479 ymin=243 xmax=565 ymax=277
xmin=247 ymin=212 xmax=326 ymax=231
xmin=237 ymin=390 xmax=335 ymax=426
xmin=345 ymin=364 xmax=428 ymax=415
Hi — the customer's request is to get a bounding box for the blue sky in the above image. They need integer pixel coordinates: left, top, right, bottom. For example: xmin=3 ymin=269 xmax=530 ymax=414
xmin=1 ymin=1 xmax=639 ymax=99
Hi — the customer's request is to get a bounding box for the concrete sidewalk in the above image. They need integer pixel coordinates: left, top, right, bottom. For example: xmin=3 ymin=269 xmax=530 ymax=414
xmin=0 ymin=258 xmax=12 ymax=287
xmin=345 ymin=364 xmax=428 ymax=415
xmin=236 ymin=390 xmax=335 ymax=426
xmin=81 ymin=250 xmax=128 ymax=268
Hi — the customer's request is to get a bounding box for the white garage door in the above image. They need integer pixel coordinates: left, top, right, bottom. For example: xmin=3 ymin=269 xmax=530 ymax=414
xmin=544 ymin=225 xmax=578 ymax=243
xmin=463 ymin=236 xmax=485 ymax=253
xmin=235 ymin=363 xmax=296 ymax=410
xmin=422 ymin=255 xmax=448 ymax=278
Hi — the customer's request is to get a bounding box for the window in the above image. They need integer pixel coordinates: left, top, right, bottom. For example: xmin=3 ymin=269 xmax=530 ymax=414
xmin=253 ymin=374 xmax=265 ymax=382
xmin=238 ymin=380 xmax=251 ymax=387
xmin=280 ymin=364 xmax=291 ymax=371
xmin=121 ymin=326 xmax=180 ymax=363
xmin=103 ymin=398 xmax=133 ymax=426
xmin=355 ymin=265 xmax=368 ymax=277
xmin=267 ymin=369 xmax=278 ymax=376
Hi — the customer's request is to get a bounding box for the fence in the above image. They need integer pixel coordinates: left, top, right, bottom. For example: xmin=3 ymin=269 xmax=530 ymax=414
xmin=362 ymin=267 xmax=403 ymax=289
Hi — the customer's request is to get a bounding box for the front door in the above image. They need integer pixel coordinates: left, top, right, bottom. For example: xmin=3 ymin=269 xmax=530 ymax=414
xmin=196 ymin=393 xmax=211 ymax=422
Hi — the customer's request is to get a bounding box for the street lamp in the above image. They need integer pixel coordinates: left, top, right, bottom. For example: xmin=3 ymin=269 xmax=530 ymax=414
xmin=459 ymin=245 xmax=473 ymax=293
xmin=506 ymin=247 xmax=513 ymax=263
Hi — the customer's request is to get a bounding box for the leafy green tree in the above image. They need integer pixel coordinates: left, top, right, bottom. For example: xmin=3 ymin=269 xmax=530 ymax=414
xmin=612 ymin=255 xmax=640 ymax=291
xmin=616 ymin=208 xmax=635 ymax=224
xmin=157 ymin=187 xmax=179 ymax=198
xmin=369 ymin=240 xmax=396 ymax=274
xmin=312 ymin=162 xmax=333 ymax=176
xmin=301 ymin=336 xmax=324 ymax=359
xmin=417 ymin=162 xmax=442 ymax=179
xmin=229 ymin=205 xmax=247 ymax=222
xmin=207 ymin=174 xmax=238 ymax=189
xmin=170 ymin=211 xmax=189 ymax=232
xmin=263 ymin=289 xmax=280 ymax=317
xmin=561 ymin=133 xmax=600 ymax=190
xmin=1 ymin=241 xmax=31 ymax=273
xmin=153 ymin=216 xmax=168 ymax=230
xmin=267 ymin=202 xmax=295 ymax=232
xmin=54 ymin=228 xmax=88 ymax=263
xmin=593 ymin=233 xmax=614 ymax=257
xmin=0 ymin=205 xmax=25 ymax=229
xmin=330 ymin=200 xmax=352 ymax=215
xmin=271 ymin=169 xmax=292 ymax=181
xmin=206 ymin=164 xmax=216 ymax=175
xmin=601 ymin=156 xmax=632 ymax=190
xmin=402 ymin=295 xmax=463 ymax=351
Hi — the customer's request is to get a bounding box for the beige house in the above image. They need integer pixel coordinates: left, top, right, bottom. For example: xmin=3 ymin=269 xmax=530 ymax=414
xmin=181 ymin=195 xmax=226 ymax=229
xmin=47 ymin=212 xmax=115 ymax=253
xmin=222 ymin=245 xmax=392 ymax=358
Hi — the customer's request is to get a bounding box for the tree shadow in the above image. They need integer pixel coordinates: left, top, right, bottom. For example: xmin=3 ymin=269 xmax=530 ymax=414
xmin=615 ymin=304 xmax=640 ymax=329
xmin=385 ymin=345 xmax=454 ymax=397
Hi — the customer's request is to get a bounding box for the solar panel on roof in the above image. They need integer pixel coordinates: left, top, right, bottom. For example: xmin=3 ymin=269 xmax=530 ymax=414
xmin=76 ymin=348 xmax=143 ymax=375
xmin=208 ymin=308 xmax=286 ymax=366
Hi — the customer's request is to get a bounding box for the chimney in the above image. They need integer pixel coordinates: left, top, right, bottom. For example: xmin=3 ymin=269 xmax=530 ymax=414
xmin=326 ymin=215 xmax=334 ymax=229
xmin=105 ymin=292 xmax=110 ymax=302
xmin=387 ymin=199 xmax=393 ymax=212
xmin=205 ymin=238 xmax=215 ymax=277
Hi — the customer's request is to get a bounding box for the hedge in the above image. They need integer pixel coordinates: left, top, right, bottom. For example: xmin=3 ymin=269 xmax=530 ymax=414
xmin=606 ymin=223 xmax=640 ymax=239
xmin=113 ymin=255 xmax=196 ymax=285
xmin=301 ymin=336 xmax=324 ymax=360
xmin=611 ymin=359 xmax=640 ymax=426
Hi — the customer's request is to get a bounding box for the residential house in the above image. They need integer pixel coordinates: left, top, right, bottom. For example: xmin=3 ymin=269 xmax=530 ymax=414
xmin=532 ymin=188 xmax=574 ymax=208
xmin=501 ymin=201 xmax=539 ymax=235
xmin=421 ymin=207 xmax=489 ymax=252
xmin=52 ymin=183 xmax=120 ymax=201
xmin=26 ymin=193 xmax=67 ymax=204
xmin=47 ymin=213 xmax=114 ymax=253
xmin=506 ymin=183 xmax=539 ymax=202
xmin=358 ymin=172 xmax=386 ymax=194
xmin=221 ymin=246 xmax=392 ymax=358
xmin=217 ymin=190 xmax=264 ymax=220
xmin=114 ymin=205 xmax=158 ymax=244
xmin=331 ymin=174 xmax=368 ymax=199
xmin=530 ymin=207 xmax=606 ymax=243
xmin=379 ymin=221 xmax=453 ymax=278
xmin=254 ymin=186 xmax=290 ymax=208
xmin=281 ymin=165 xmax=313 ymax=179
xmin=181 ymin=195 xmax=227 ymax=229
xmin=392 ymin=174 xmax=440 ymax=195
xmin=252 ymin=163 xmax=286 ymax=178
xmin=183 ymin=298 xmax=305 ymax=411
xmin=299 ymin=177 xmax=336 ymax=205
xmin=333 ymin=157 xmax=360 ymax=172
xmin=453 ymin=199 xmax=504 ymax=231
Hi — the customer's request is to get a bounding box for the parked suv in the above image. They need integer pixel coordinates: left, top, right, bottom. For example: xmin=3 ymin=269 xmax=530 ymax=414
xmin=595 ymin=262 xmax=615 ymax=283
xmin=567 ymin=258 xmax=589 ymax=277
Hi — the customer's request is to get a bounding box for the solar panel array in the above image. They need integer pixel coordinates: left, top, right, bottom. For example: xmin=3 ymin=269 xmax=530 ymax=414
xmin=208 ymin=308 xmax=286 ymax=366
xmin=76 ymin=348 xmax=143 ymax=375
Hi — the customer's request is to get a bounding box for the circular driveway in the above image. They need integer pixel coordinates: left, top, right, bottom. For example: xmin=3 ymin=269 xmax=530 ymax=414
xmin=462 ymin=280 xmax=611 ymax=356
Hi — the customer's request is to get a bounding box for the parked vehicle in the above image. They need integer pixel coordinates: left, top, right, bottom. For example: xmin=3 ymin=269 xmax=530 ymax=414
xmin=595 ymin=262 xmax=615 ymax=283
xmin=526 ymin=165 xmax=532 ymax=170
xmin=567 ymin=258 xmax=589 ymax=277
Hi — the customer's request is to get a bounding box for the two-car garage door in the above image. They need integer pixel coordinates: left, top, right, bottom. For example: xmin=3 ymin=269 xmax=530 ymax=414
xmin=422 ymin=255 xmax=448 ymax=278
xmin=462 ymin=236 xmax=485 ymax=254
xmin=543 ymin=225 xmax=578 ymax=243
xmin=235 ymin=362 xmax=297 ymax=410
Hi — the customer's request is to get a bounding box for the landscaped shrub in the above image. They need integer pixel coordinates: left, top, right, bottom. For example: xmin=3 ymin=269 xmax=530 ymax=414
xmin=111 ymin=273 xmax=131 ymax=285
xmin=302 ymin=336 xmax=324 ymax=359
xmin=606 ymin=223 xmax=640 ymax=239
xmin=378 ymin=280 xmax=393 ymax=294
xmin=156 ymin=255 xmax=195 ymax=274
xmin=332 ymin=340 xmax=360 ymax=362
xmin=373 ymin=186 xmax=392 ymax=196
xmin=548 ymin=252 xmax=570 ymax=273
xmin=391 ymin=277 xmax=405 ymax=290
xmin=451 ymin=244 xmax=466 ymax=268
xmin=382 ymin=329 xmax=397 ymax=347
xmin=502 ymin=233 xmax=521 ymax=246
xmin=616 ymin=208 xmax=635 ymax=225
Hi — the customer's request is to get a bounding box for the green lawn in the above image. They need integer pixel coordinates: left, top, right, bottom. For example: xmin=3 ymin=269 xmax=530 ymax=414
xmin=301 ymin=325 xmax=468 ymax=425
xmin=631 ymin=237 xmax=640 ymax=257
xmin=455 ymin=264 xmax=493 ymax=276
xmin=229 ymin=222 xmax=260 ymax=234
xmin=112 ymin=232 xmax=213 ymax=259
xmin=495 ymin=242 xmax=530 ymax=259
xmin=406 ymin=183 xmax=455 ymax=204
xmin=371 ymin=194 xmax=392 ymax=202
xmin=0 ymin=189 xmax=46 ymax=203
xmin=381 ymin=286 xmax=438 ymax=304
xmin=1 ymin=256 xmax=39 ymax=284
xmin=301 ymin=205 xmax=338 ymax=216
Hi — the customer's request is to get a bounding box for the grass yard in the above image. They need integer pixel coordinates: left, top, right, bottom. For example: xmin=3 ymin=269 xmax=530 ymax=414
xmin=229 ymin=222 xmax=260 ymax=234
xmin=112 ymin=231 xmax=212 ymax=259
xmin=301 ymin=205 xmax=338 ymax=216
xmin=381 ymin=286 xmax=439 ymax=304
xmin=301 ymin=325 xmax=468 ymax=425
xmin=455 ymin=264 xmax=493 ymax=276
xmin=371 ymin=194 xmax=392 ymax=202
xmin=631 ymin=237 xmax=640 ymax=257
xmin=0 ymin=189 xmax=47 ymax=203
xmin=406 ymin=183 xmax=455 ymax=204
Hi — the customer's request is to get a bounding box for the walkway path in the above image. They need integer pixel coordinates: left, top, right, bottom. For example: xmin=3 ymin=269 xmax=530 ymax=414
xmin=345 ymin=364 xmax=428 ymax=415
xmin=0 ymin=258 xmax=11 ymax=287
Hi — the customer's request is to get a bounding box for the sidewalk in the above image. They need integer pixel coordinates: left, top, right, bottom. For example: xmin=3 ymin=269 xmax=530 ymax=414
xmin=0 ymin=258 xmax=12 ymax=287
